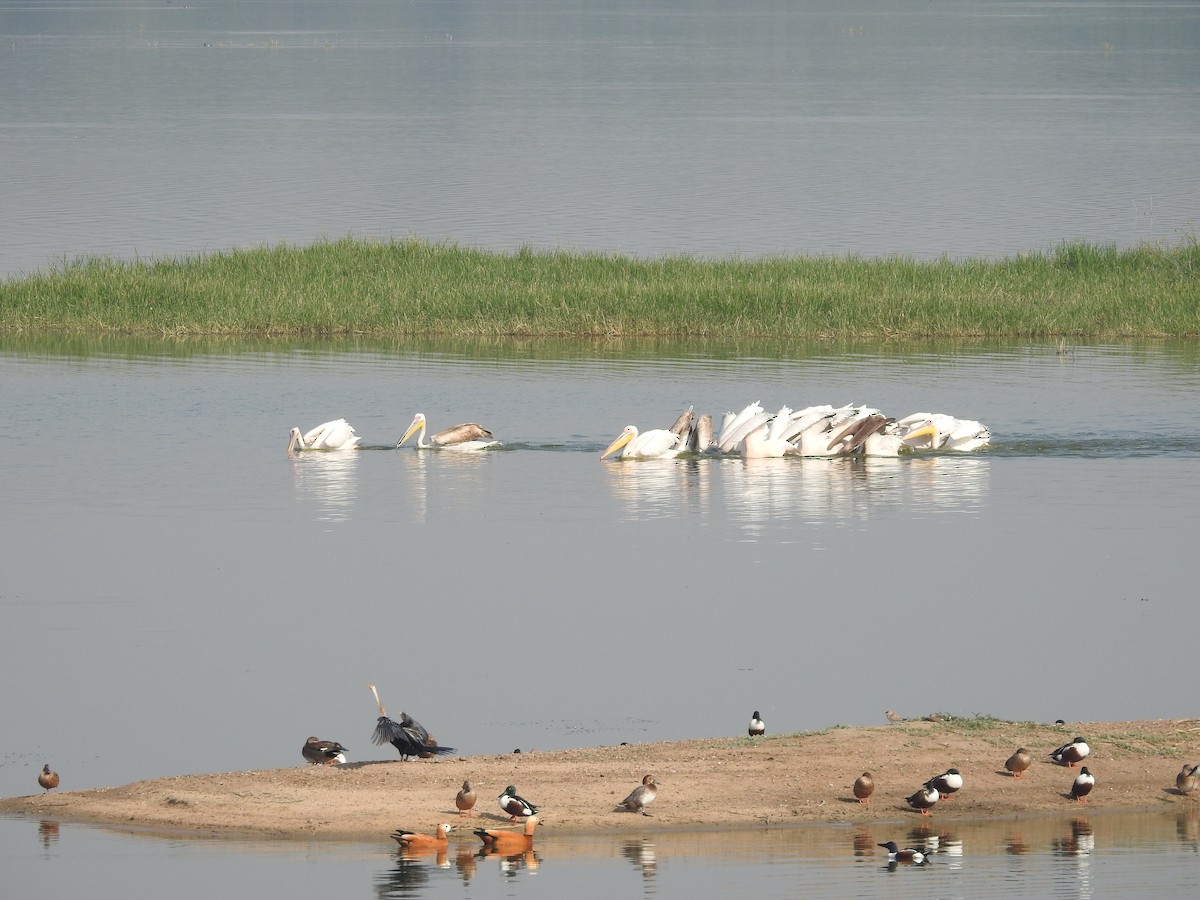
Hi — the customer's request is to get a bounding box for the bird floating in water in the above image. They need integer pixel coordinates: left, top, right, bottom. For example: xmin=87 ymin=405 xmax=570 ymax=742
xmin=924 ymin=768 xmax=963 ymax=799
xmin=748 ymin=711 xmax=765 ymax=736
xmin=390 ymin=823 xmax=454 ymax=849
xmin=455 ymin=780 xmax=478 ymax=816
xmin=1070 ymin=767 xmax=1095 ymax=802
xmin=498 ymin=784 xmax=539 ymax=821
xmin=1050 ymin=737 xmax=1090 ymax=768
xmin=475 ymin=815 xmax=539 ymax=848
xmin=368 ymin=684 xmax=456 ymax=759
xmin=38 ymin=765 xmax=59 ymax=793
xmin=906 ymin=785 xmax=940 ymax=815
xmin=1005 ymin=748 xmax=1032 ymax=778
xmin=397 ymin=413 xmax=498 ymax=450
xmin=616 ymin=774 xmax=658 ymax=816
xmin=601 ymin=424 xmax=685 ymax=459
xmin=1174 ymin=764 xmax=1198 ymax=797
xmin=302 ymin=736 xmax=348 ymax=766
xmin=287 ymin=418 xmax=362 ymax=454
xmin=877 ymin=841 xmax=926 ymax=864
xmin=853 ymin=772 xmax=875 ymax=804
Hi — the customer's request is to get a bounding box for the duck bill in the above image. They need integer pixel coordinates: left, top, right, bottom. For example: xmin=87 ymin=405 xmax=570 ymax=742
xmin=902 ymin=423 xmax=939 ymax=449
xmin=601 ymin=431 xmax=633 ymax=459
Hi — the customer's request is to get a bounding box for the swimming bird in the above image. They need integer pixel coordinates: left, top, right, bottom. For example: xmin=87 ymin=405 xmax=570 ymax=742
xmin=37 ymin=765 xmax=59 ymax=793
xmin=885 ymin=710 xmax=905 ymax=724
xmin=877 ymin=841 xmax=926 ymax=864
xmin=390 ymin=823 xmax=453 ymax=849
xmin=368 ymin=684 xmax=456 ymax=759
xmin=891 ymin=413 xmax=991 ymax=452
xmin=748 ymin=711 xmax=765 ymax=736
xmin=455 ymin=780 xmax=478 ymax=816
xmin=601 ymin=424 xmax=684 ymax=460
xmin=853 ymin=772 xmax=875 ymax=804
xmin=616 ymin=774 xmax=658 ymax=815
xmin=924 ymin=768 xmax=963 ymax=799
xmin=741 ymin=422 xmax=800 ymax=459
xmin=302 ymin=736 xmax=348 ymax=766
xmin=498 ymin=785 xmax=539 ymax=821
xmin=1005 ymin=748 xmax=1032 ymax=778
xmin=287 ymin=418 xmax=362 ymax=453
xmin=1175 ymin=764 xmax=1198 ymax=797
xmin=906 ymin=785 xmax=940 ymax=815
xmin=1070 ymin=767 xmax=1095 ymax=802
xmin=1050 ymin=737 xmax=1090 ymax=768
xmin=397 ymin=413 xmax=498 ymax=450
xmin=475 ymin=815 xmax=539 ymax=848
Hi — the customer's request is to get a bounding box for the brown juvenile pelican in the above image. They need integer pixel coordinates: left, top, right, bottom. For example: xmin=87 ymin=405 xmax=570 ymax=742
xmin=368 ymin=684 xmax=456 ymax=759
xmin=616 ymin=774 xmax=658 ymax=815
xmin=287 ymin=418 xmax=362 ymax=454
xmin=302 ymin=736 xmax=348 ymax=765
xmin=397 ymin=413 xmax=498 ymax=450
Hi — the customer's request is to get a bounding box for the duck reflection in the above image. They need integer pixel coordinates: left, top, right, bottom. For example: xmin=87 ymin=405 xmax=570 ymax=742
xmin=478 ymin=846 xmax=540 ymax=876
xmin=289 ymin=448 xmax=360 ymax=523
xmin=1176 ymin=806 xmax=1199 ymax=847
xmin=374 ymin=855 xmax=432 ymax=899
xmin=852 ymin=828 xmax=876 ymax=857
xmin=622 ymin=837 xmax=658 ymax=880
xmin=603 ymin=457 xmax=710 ymax=521
xmin=1051 ymin=818 xmax=1094 ymax=900
xmin=37 ymin=819 xmax=59 ymax=851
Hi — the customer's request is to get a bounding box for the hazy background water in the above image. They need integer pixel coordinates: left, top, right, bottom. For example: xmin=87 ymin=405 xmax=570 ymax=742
xmin=2 ymin=0 xmax=1198 ymax=278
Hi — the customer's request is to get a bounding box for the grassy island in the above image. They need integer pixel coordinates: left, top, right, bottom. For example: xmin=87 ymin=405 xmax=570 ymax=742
xmin=1 ymin=238 xmax=1197 ymax=338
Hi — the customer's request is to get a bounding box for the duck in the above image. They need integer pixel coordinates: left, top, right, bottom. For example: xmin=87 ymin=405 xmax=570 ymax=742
xmin=1070 ymin=766 xmax=1095 ymax=802
xmin=1175 ymin=764 xmax=1199 ymax=796
xmin=885 ymin=710 xmax=905 ymax=724
xmin=877 ymin=841 xmax=926 ymax=864
xmin=455 ymin=780 xmax=478 ymax=816
xmin=1050 ymin=737 xmax=1090 ymax=768
xmin=1005 ymin=748 xmax=1032 ymax=778
xmin=302 ymin=736 xmax=348 ymax=766
xmin=287 ymin=418 xmax=362 ymax=453
xmin=498 ymin=785 xmax=539 ymax=822
xmin=924 ymin=768 xmax=963 ymax=799
xmin=397 ymin=413 xmax=499 ymax=450
xmin=616 ymin=774 xmax=658 ymax=816
xmin=390 ymin=823 xmax=453 ymax=849
xmin=37 ymin=764 xmax=60 ymax=793
xmin=475 ymin=815 xmax=539 ymax=848
xmin=906 ymin=785 xmax=940 ymax=816
xmin=748 ymin=711 xmax=765 ymax=737
xmin=853 ymin=772 xmax=875 ymax=804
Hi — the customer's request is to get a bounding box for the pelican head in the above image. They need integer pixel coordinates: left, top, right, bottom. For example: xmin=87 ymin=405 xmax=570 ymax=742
xmin=287 ymin=427 xmax=303 ymax=456
xmin=398 ymin=413 xmax=427 ymax=448
xmin=601 ymin=425 xmax=638 ymax=459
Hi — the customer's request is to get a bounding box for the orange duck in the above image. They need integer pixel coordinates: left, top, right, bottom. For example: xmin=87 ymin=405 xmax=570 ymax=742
xmin=475 ymin=815 xmax=539 ymax=850
xmin=390 ymin=823 xmax=453 ymax=850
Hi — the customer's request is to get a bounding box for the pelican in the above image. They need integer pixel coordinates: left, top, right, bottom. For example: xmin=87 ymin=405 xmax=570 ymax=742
xmin=741 ymin=422 xmax=800 ymax=459
xmin=397 ymin=413 xmax=499 ymax=450
xmin=601 ymin=425 xmax=684 ymax=459
xmin=893 ymin=413 xmax=991 ymax=451
xmin=287 ymin=418 xmax=362 ymax=453
xmin=616 ymin=774 xmax=658 ymax=815
xmin=716 ymin=402 xmax=771 ymax=453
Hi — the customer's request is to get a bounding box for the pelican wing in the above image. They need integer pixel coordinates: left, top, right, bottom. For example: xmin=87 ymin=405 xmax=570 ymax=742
xmin=626 ymin=429 xmax=684 ymax=458
xmin=303 ymin=418 xmax=360 ymax=450
xmin=431 ymin=423 xmax=495 ymax=446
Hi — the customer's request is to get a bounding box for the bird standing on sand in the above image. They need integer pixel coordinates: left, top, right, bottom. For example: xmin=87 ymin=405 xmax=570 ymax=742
xmin=906 ymin=785 xmax=940 ymax=815
xmin=1175 ymin=764 xmax=1198 ymax=797
xmin=885 ymin=710 xmax=905 ymax=724
xmin=1071 ymin=767 xmax=1095 ymax=802
xmin=498 ymin=785 xmax=539 ymax=822
xmin=748 ymin=711 xmax=765 ymax=737
xmin=38 ymin=765 xmax=59 ymax=792
xmin=1005 ymin=748 xmax=1032 ymax=778
xmin=617 ymin=774 xmax=658 ymax=816
xmin=368 ymin=684 xmax=456 ymax=759
xmin=1050 ymin=737 xmax=1090 ymax=768
xmin=924 ymin=768 xmax=963 ymax=800
xmin=302 ymin=736 xmax=348 ymax=766
xmin=877 ymin=841 xmax=925 ymax=864
xmin=455 ymin=780 xmax=478 ymax=816
xmin=853 ymin=772 xmax=875 ymax=804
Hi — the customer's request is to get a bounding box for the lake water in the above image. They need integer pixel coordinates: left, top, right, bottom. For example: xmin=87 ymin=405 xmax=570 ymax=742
xmin=3 ymin=0 xmax=1199 ymax=895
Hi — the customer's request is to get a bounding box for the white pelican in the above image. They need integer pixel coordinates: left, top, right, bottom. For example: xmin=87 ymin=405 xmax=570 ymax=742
xmin=601 ymin=425 xmax=684 ymax=459
xmin=716 ymin=401 xmax=772 ymax=453
xmin=741 ymin=422 xmax=800 ymax=459
xmin=287 ymin=418 xmax=362 ymax=454
xmin=398 ymin=413 xmax=499 ymax=450
xmin=893 ymin=413 xmax=991 ymax=451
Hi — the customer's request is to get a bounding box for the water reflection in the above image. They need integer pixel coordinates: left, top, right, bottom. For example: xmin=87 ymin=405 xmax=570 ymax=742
xmin=1051 ymin=818 xmax=1095 ymax=900
xmin=288 ymin=449 xmax=360 ymax=523
xmin=602 ymin=458 xmax=711 ymax=522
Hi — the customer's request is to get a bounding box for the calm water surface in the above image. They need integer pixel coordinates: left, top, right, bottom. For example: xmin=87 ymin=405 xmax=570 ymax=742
xmin=2 ymin=0 xmax=1198 ymax=276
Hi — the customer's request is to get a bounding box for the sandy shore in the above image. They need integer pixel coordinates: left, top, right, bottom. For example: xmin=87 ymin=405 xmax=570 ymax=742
xmin=3 ymin=719 xmax=1197 ymax=839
